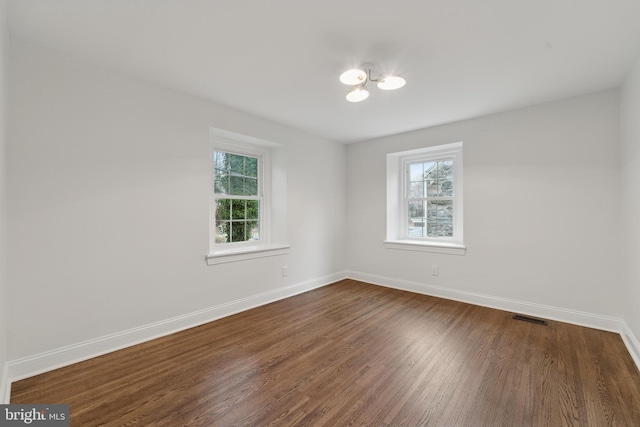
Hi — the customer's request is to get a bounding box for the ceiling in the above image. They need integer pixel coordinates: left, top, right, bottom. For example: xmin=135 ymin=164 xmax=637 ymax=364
xmin=6 ymin=0 xmax=640 ymax=144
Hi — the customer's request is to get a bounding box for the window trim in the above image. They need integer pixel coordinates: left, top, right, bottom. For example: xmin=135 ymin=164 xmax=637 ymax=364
xmin=206 ymin=129 xmax=289 ymax=265
xmin=206 ymin=243 xmax=291 ymax=265
xmin=386 ymin=142 xmax=466 ymax=255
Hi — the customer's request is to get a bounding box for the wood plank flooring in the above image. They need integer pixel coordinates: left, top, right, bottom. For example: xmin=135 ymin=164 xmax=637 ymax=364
xmin=11 ymin=279 xmax=640 ymax=426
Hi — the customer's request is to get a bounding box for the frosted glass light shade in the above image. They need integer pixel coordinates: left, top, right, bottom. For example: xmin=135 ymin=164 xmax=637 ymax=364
xmin=377 ymin=76 xmax=406 ymax=90
xmin=346 ymin=88 xmax=369 ymax=102
xmin=340 ymin=69 xmax=367 ymax=85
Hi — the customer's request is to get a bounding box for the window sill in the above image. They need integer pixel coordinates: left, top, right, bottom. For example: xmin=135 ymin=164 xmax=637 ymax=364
xmin=206 ymin=243 xmax=290 ymax=265
xmin=383 ymin=240 xmax=466 ymax=255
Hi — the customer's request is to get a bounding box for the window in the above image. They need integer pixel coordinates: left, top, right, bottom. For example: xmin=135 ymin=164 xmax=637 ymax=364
xmin=385 ymin=142 xmax=465 ymax=255
xmin=406 ymin=159 xmax=455 ymax=238
xmin=213 ymin=150 xmax=262 ymax=244
xmin=207 ymin=129 xmax=289 ymax=265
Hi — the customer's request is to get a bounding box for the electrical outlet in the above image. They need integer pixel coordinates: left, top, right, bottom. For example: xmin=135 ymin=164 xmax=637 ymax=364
xmin=282 ymin=266 xmax=288 ymax=277
xmin=432 ymin=265 xmax=438 ymax=276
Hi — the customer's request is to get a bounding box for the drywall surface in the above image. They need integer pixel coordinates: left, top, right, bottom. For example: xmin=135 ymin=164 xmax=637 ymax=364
xmin=7 ymin=40 xmax=346 ymax=360
xmin=347 ymin=90 xmax=623 ymax=318
xmin=621 ymin=55 xmax=640 ymax=342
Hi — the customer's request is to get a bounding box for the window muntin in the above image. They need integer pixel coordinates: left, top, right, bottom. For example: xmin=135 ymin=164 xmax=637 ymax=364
xmin=213 ymin=150 xmax=262 ymax=245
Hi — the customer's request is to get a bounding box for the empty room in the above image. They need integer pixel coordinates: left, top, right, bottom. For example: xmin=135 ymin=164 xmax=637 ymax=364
xmin=1 ymin=0 xmax=640 ymax=425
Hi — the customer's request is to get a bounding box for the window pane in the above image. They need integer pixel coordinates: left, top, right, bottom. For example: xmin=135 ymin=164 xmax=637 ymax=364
xmin=440 ymin=219 xmax=454 ymax=237
xmin=246 ymin=157 xmax=258 ymax=178
xmin=408 ymin=201 xmax=426 ymax=237
xmin=426 ymin=200 xmax=454 ymax=237
xmin=408 ymin=226 xmax=423 ymax=237
xmin=410 ymin=163 xmax=424 ymax=181
xmin=215 ymin=221 xmax=229 ymax=243
xmin=230 ymin=221 xmax=246 ymax=243
xmin=247 ymin=221 xmax=259 ymax=240
xmin=439 ymin=179 xmax=453 ymax=196
xmin=408 ymin=200 xmax=424 ymax=218
xmin=425 ymin=162 xmax=438 ymax=180
xmin=245 ymin=177 xmax=258 ymax=196
xmin=230 ymin=176 xmax=245 ymax=195
xmin=246 ymin=200 xmax=259 ymax=219
xmin=214 ymin=170 xmax=228 ymax=194
xmin=216 ymin=199 xmax=231 ymax=221
xmin=440 ymin=160 xmax=453 ymax=178
xmin=410 ymin=181 xmax=424 ymax=198
xmin=426 ymin=200 xmax=438 ymax=221
xmin=231 ymin=200 xmax=246 ymax=220
xmin=214 ymin=151 xmax=227 ymax=170
xmin=426 ymin=178 xmax=439 ymax=197
xmin=229 ymin=154 xmax=245 ymax=175
xmin=408 ymin=221 xmax=425 ymax=237
xmin=428 ymin=220 xmax=453 ymax=237
xmin=437 ymin=200 xmax=453 ymax=220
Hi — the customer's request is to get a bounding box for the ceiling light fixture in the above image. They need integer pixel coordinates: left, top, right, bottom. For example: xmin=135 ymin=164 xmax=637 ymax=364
xmin=340 ymin=65 xmax=405 ymax=102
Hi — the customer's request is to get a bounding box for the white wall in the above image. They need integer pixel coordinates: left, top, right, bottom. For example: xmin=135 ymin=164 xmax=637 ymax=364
xmin=5 ymin=33 xmax=636 ymax=381
xmin=0 ymin=0 xmax=8 ymax=402
xmin=621 ymin=54 xmax=640 ymax=357
xmin=347 ymin=90 xmax=623 ymax=324
xmin=6 ymin=40 xmax=346 ymax=366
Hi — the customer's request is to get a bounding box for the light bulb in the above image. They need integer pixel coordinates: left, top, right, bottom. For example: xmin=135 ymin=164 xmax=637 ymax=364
xmin=346 ymin=87 xmax=369 ymax=102
xmin=340 ymin=69 xmax=367 ymax=86
xmin=377 ymin=76 xmax=406 ymax=90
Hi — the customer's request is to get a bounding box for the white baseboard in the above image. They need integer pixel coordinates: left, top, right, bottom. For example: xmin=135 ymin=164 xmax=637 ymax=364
xmin=621 ymin=322 xmax=640 ymax=371
xmin=347 ymin=271 xmax=625 ymax=333
xmin=7 ymin=271 xmax=347 ymax=384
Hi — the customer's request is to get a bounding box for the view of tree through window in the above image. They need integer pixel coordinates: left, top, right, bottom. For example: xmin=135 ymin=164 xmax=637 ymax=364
xmin=213 ymin=151 xmax=260 ymax=244
xmin=407 ymin=159 xmax=454 ymax=237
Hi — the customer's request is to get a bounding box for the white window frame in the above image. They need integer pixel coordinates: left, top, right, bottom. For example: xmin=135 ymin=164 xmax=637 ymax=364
xmin=211 ymin=143 xmax=267 ymax=248
xmin=206 ymin=131 xmax=289 ymax=265
xmin=385 ymin=142 xmax=465 ymax=255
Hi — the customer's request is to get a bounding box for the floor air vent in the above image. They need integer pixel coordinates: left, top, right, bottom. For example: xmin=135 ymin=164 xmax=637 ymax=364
xmin=512 ymin=314 xmax=548 ymax=326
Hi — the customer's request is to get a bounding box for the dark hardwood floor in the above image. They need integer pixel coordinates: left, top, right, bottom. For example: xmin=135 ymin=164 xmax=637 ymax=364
xmin=11 ymin=279 xmax=640 ymax=426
